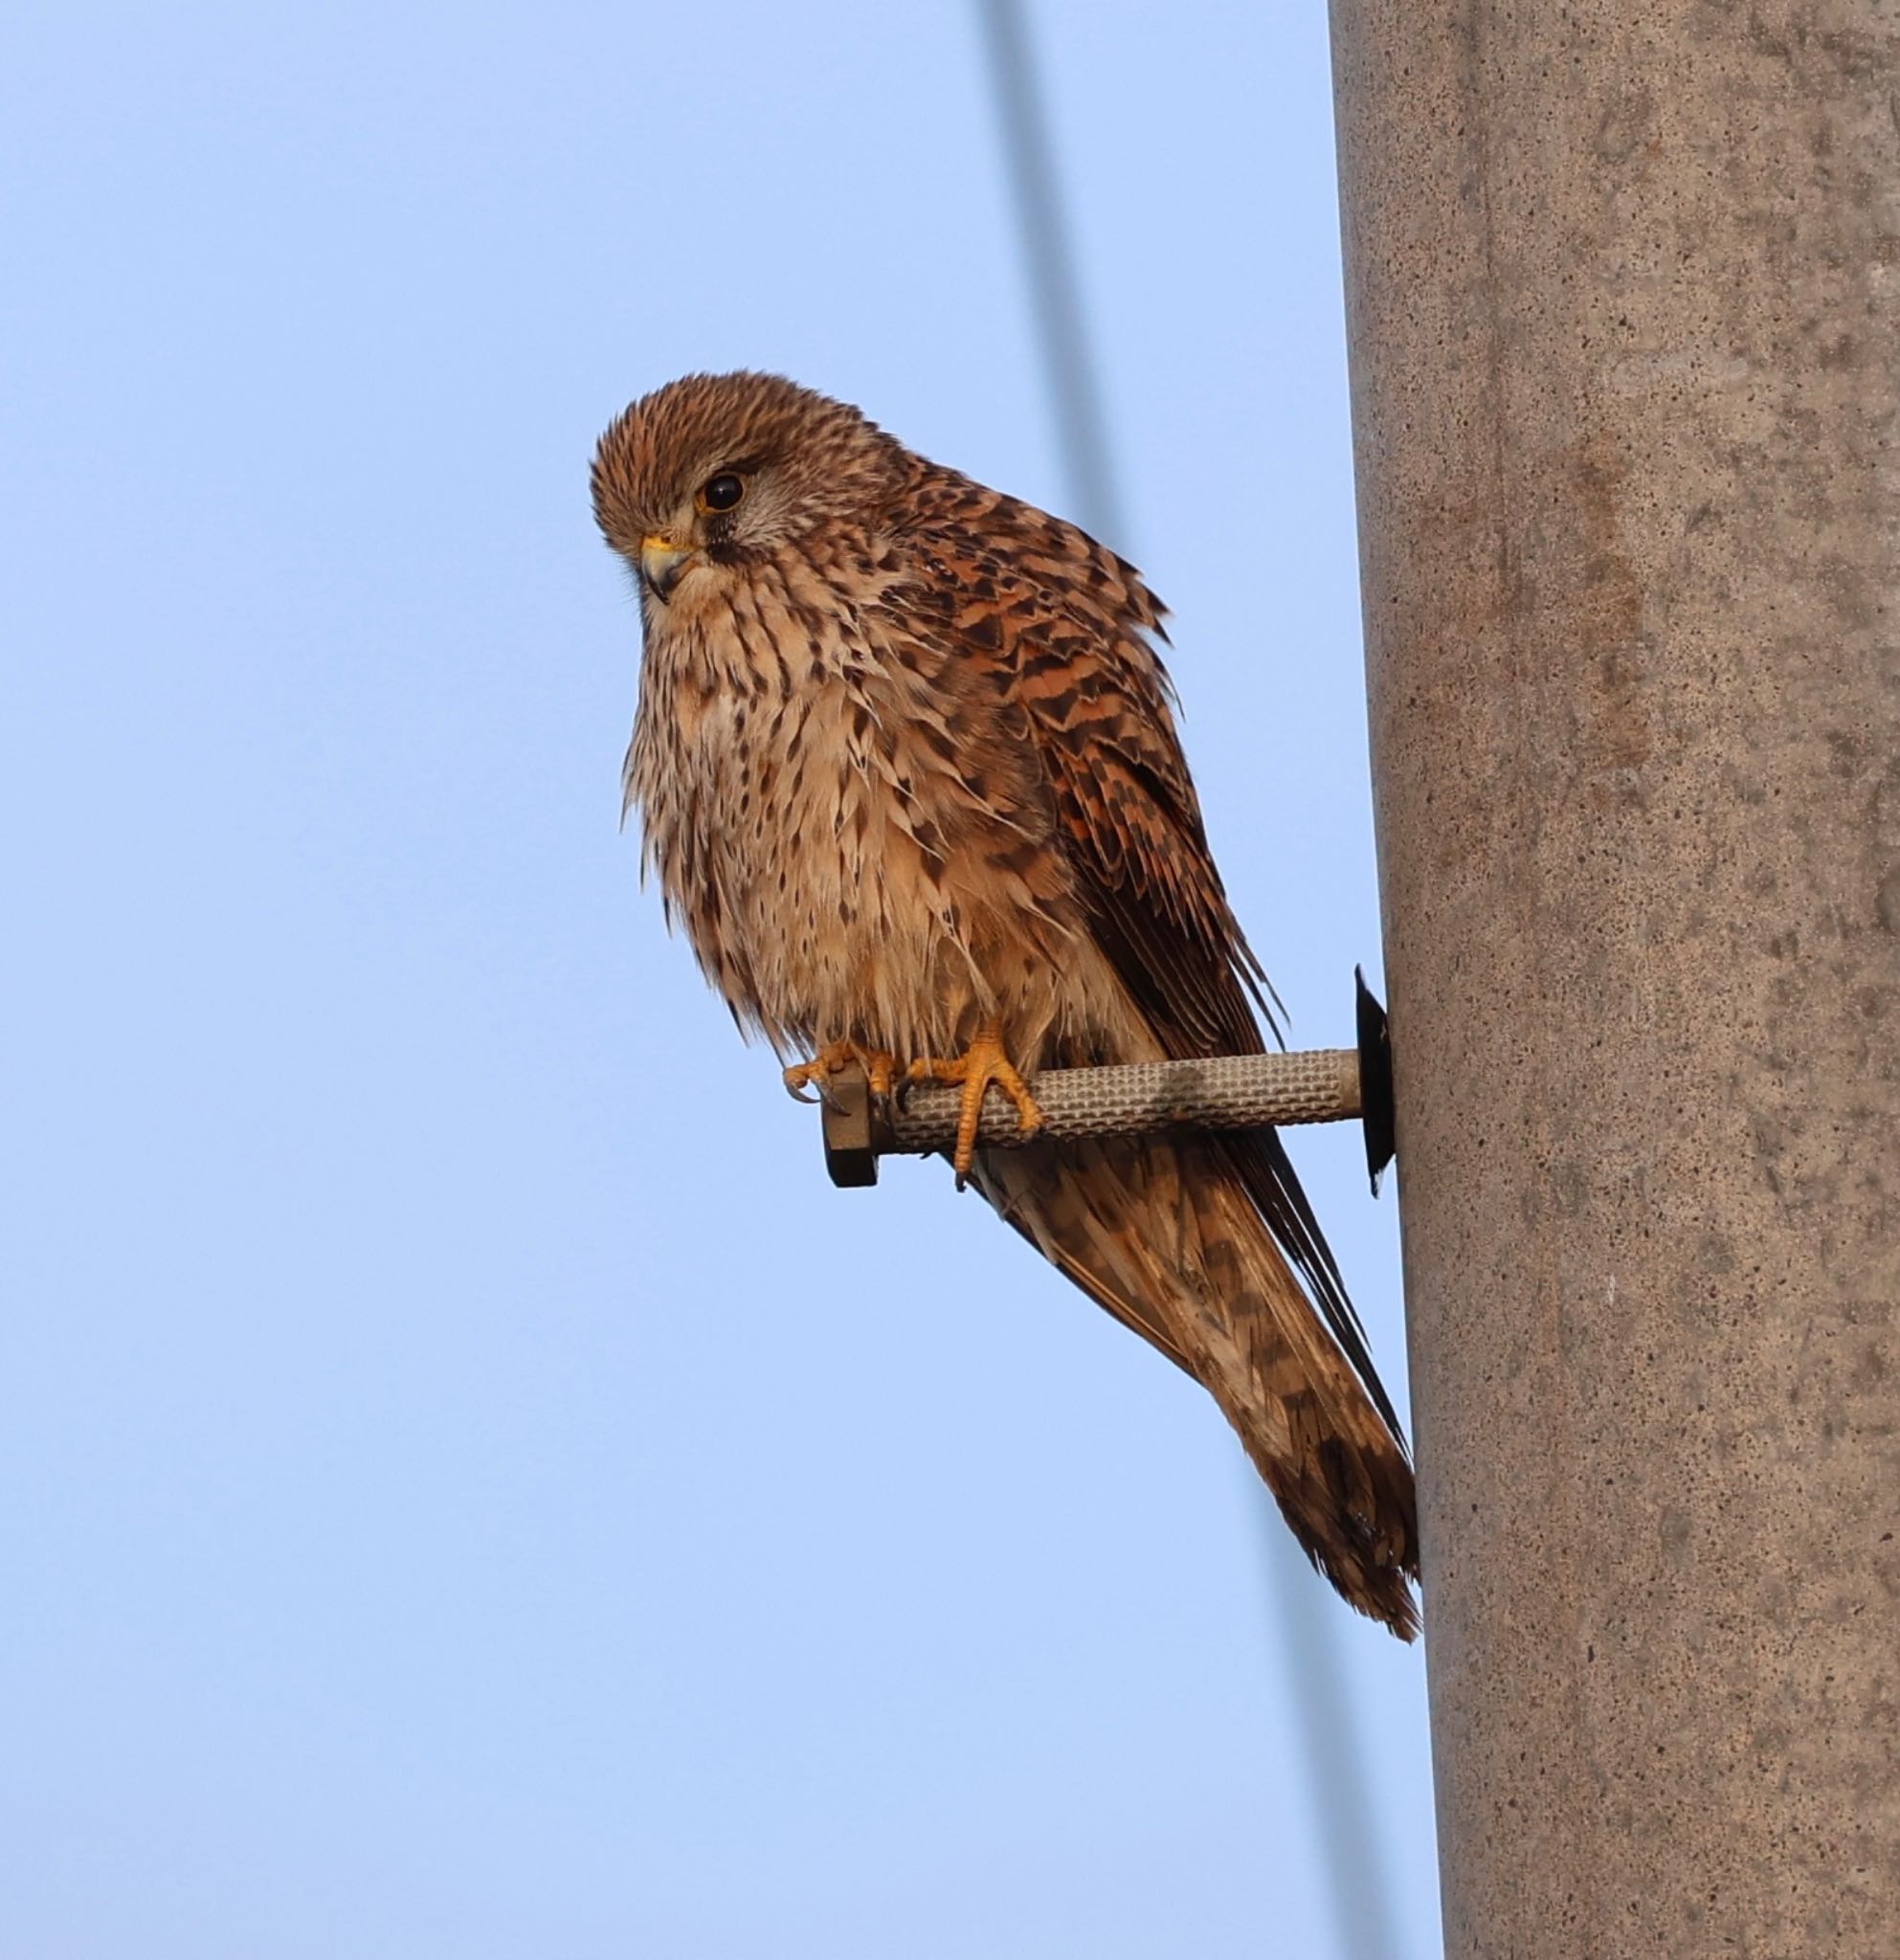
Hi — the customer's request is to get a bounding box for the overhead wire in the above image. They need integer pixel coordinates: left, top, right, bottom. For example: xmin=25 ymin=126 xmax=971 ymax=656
xmin=970 ymin=6 xmax=1407 ymax=1955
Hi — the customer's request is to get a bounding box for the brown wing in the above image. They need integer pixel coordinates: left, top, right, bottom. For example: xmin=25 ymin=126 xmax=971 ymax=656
xmin=901 ymin=469 xmax=1407 ymax=1448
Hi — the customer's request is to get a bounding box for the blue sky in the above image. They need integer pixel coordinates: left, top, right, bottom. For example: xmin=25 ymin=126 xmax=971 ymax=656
xmin=3 ymin=3 xmax=1439 ymax=1952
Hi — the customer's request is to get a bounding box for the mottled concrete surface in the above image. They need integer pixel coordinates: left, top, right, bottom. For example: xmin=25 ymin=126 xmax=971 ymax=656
xmin=1329 ymin=4 xmax=1900 ymax=1952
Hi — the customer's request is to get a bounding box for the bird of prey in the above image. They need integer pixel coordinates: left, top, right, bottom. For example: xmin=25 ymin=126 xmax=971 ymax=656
xmin=592 ymin=372 xmax=1419 ymax=1636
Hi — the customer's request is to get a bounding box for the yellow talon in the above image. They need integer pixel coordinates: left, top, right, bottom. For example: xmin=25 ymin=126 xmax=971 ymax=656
xmin=904 ymin=1022 xmax=1043 ymax=1186
xmin=783 ymin=1040 xmax=898 ymax=1104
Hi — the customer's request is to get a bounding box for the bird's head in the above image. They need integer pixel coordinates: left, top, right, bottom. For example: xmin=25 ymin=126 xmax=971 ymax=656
xmin=591 ymin=371 xmax=907 ymax=607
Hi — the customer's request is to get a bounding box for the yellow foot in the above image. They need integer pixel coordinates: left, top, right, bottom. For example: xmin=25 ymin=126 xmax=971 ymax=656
xmin=783 ymin=1039 xmax=898 ymax=1104
xmin=904 ymin=1023 xmax=1044 ymax=1186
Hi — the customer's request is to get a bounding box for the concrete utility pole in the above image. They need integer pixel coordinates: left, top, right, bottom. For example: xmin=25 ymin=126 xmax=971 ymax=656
xmin=1329 ymin=5 xmax=1900 ymax=1953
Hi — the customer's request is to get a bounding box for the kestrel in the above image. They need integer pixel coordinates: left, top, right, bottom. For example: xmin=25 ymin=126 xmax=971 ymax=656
xmin=592 ymin=372 xmax=1419 ymax=1636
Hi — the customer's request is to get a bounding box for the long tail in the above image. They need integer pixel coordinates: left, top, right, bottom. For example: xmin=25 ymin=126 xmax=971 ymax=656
xmin=973 ymin=1132 xmax=1419 ymax=1637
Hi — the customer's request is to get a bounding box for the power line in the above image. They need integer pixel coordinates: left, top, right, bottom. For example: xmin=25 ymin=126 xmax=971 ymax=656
xmin=971 ymin=0 xmax=1128 ymax=551
xmin=971 ymin=7 xmax=1405 ymax=1956
xmin=1261 ymin=1522 xmax=1408 ymax=1959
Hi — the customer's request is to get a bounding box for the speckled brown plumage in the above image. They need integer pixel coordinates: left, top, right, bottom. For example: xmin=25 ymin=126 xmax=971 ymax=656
xmin=592 ymin=371 xmax=1419 ymax=1636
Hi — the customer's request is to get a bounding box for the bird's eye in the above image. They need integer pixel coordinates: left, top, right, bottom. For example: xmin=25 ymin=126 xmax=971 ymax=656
xmin=697 ymin=472 xmax=746 ymax=514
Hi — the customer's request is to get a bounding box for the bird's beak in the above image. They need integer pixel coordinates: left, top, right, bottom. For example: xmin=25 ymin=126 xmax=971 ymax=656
xmin=639 ymin=534 xmax=696 ymax=602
